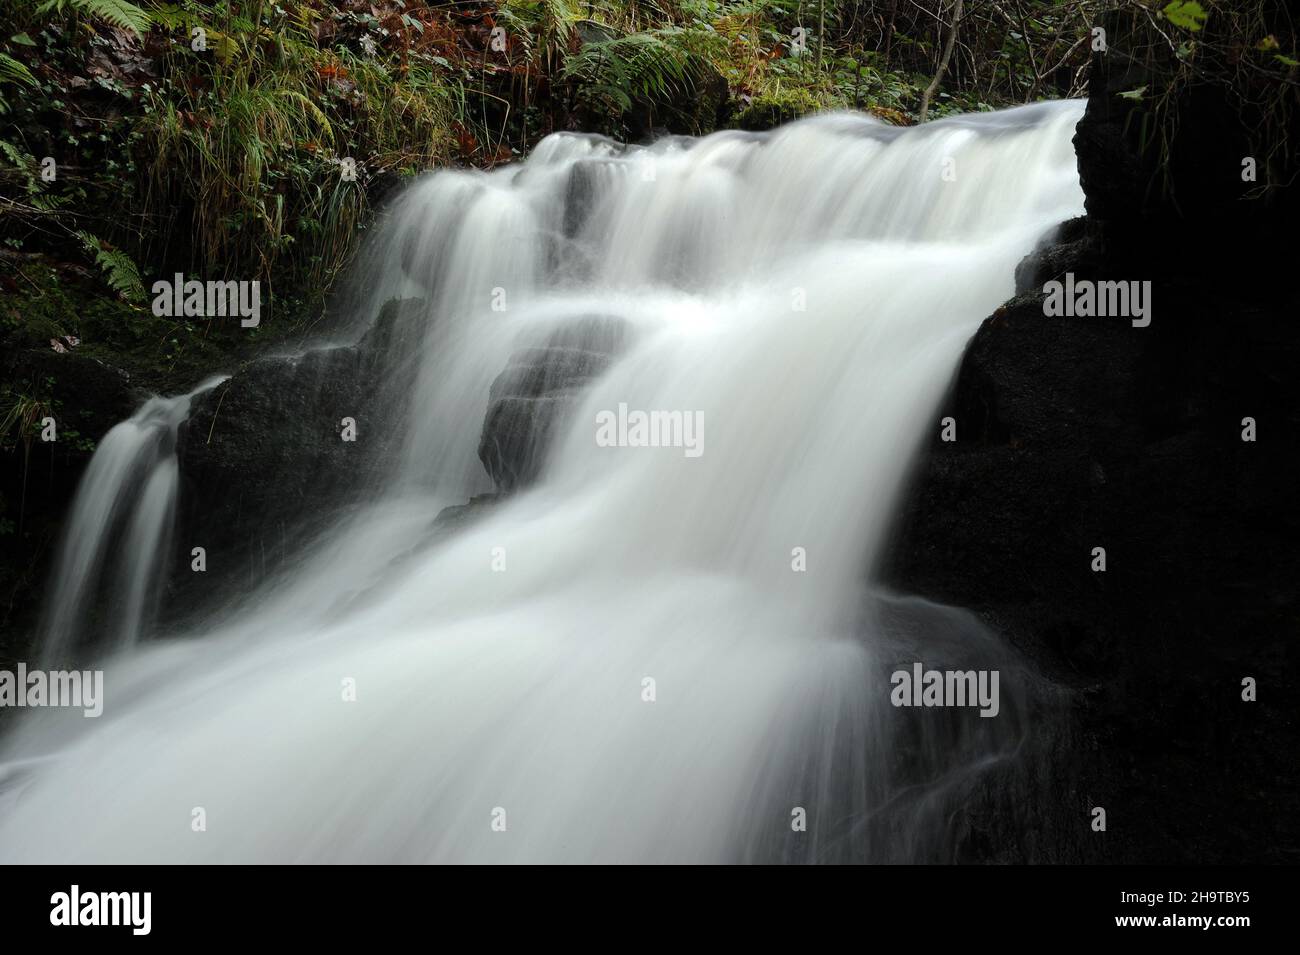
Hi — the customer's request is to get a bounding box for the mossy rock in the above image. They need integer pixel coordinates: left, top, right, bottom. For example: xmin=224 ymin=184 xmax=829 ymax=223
xmin=730 ymin=89 xmax=825 ymax=132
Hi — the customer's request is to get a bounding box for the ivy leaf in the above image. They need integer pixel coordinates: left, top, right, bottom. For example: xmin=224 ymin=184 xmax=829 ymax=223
xmin=10 ymin=32 xmax=36 ymax=46
xmin=1118 ymin=86 xmax=1147 ymax=101
xmin=1163 ymin=1 xmax=1207 ymax=32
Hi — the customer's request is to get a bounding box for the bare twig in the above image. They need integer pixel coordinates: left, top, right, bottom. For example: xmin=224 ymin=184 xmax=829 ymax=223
xmin=919 ymin=0 xmax=965 ymax=121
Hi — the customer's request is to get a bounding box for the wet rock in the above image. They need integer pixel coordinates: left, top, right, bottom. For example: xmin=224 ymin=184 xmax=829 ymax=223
xmin=478 ymin=316 xmax=630 ymax=492
xmin=1012 ymin=216 xmax=1098 ymax=294
xmin=0 ymin=349 xmax=137 ymax=645
xmin=886 ymin=10 xmax=1300 ymax=864
xmin=170 ymin=298 xmax=426 ymax=613
xmin=431 ymin=493 xmax=500 ymax=536
xmin=885 ymin=234 xmax=1300 ymax=863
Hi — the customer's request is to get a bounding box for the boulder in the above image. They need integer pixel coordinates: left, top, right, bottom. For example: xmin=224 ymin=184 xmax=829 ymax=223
xmin=477 ymin=316 xmax=629 ymax=491
xmin=169 ymin=298 xmax=426 ymax=615
xmin=886 ymin=12 xmax=1300 ymax=862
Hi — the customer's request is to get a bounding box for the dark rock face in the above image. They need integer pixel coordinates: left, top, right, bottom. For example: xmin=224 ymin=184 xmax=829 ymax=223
xmin=478 ymin=316 xmax=629 ymax=492
xmin=0 ymin=349 xmax=138 ymax=649
xmin=1012 ymin=216 xmax=1097 ymax=294
xmin=886 ymin=255 xmax=1300 ymax=863
xmin=884 ymin=16 xmax=1300 ymax=863
xmin=429 ymin=493 xmax=500 ymax=536
xmin=168 ymin=298 xmax=426 ymax=618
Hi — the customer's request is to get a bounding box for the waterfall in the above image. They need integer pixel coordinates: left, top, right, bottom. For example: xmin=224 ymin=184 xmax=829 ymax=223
xmin=36 ymin=376 xmax=226 ymax=664
xmin=0 ymin=102 xmax=1085 ymax=863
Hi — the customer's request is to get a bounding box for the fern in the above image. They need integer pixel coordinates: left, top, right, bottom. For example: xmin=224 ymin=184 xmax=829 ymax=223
xmin=564 ymin=28 xmax=719 ymax=110
xmin=278 ymin=89 xmax=336 ymax=146
xmin=0 ymin=52 xmax=37 ymax=87
xmin=541 ymin=0 xmax=579 ymax=42
xmin=0 ymin=138 xmax=49 ymax=198
xmin=500 ymin=0 xmax=579 ymax=40
xmin=36 ymin=0 xmax=152 ymax=38
xmin=0 ymin=138 xmax=34 ymax=171
xmin=75 ymin=232 xmax=146 ymax=303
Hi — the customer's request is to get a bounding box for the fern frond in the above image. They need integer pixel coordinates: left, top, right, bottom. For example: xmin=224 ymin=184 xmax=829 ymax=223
xmin=0 ymin=52 xmax=37 ymax=87
xmin=76 ymin=231 xmax=146 ymax=303
xmin=278 ymin=89 xmax=336 ymax=145
xmin=37 ymin=0 xmax=152 ymax=38
xmin=543 ymin=0 xmax=579 ymax=42
xmin=564 ymin=28 xmax=719 ymax=106
xmin=0 ymin=139 xmax=34 ymax=170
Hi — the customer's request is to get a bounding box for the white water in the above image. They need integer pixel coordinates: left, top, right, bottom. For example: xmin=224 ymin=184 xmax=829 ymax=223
xmin=0 ymin=102 xmax=1085 ymax=862
xmin=37 ymin=376 xmax=225 ymax=664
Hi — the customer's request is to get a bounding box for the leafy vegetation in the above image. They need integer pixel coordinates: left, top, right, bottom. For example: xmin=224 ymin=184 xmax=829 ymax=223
xmin=1112 ymin=0 xmax=1298 ymax=205
xmin=0 ymin=1 xmax=1294 ymax=389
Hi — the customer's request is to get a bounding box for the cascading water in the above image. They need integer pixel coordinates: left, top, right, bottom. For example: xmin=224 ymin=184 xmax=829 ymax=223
xmin=36 ymin=376 xmax=226 ymax=665
xmin=0 ymin=102 xmax=1085 ymax=863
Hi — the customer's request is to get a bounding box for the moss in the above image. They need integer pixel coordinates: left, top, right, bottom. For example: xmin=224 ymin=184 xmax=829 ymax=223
xmin=730 ymin=88 xmax=828 ymax=132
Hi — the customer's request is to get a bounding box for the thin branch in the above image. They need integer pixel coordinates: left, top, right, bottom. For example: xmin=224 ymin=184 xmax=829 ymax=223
xmin=919 ymin=0 xmax=965 ymax=121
